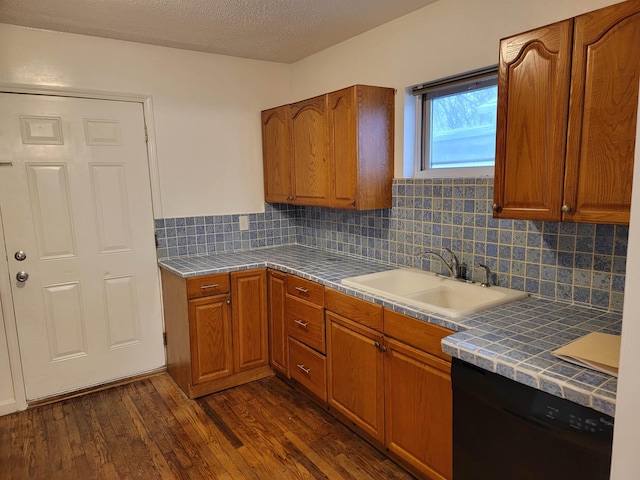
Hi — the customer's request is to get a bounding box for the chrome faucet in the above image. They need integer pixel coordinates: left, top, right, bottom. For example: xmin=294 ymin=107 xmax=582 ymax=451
xmin=477 ymin=264 xmax=492 ymax=287
xmin=417 ymin=248 xmax=462 ymax=278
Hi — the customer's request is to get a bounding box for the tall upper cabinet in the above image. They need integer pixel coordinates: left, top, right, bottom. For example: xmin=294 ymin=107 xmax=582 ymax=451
xmin=261 ymin=106 xmax=292 ymax=204
xmin=493 ymin=1 xmax=640 ymax=225
xmin=261 ymin=85 xmax=394 ymax=210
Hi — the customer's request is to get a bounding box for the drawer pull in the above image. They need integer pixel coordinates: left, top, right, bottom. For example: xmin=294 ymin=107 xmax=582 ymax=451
xmin=294 ymin=319 xmax=308 ymax=329
xmin=200 ymin=283 xmax=220 ymax=290
xmin=295 ymin=286 xmax=310 ymax=294
xmin=296 ymin=364 xmax=311 ymax=375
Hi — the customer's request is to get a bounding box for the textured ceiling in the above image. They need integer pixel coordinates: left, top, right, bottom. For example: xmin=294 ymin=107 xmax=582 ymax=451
xmin=0 ymin=0 xmax=438 ymax=63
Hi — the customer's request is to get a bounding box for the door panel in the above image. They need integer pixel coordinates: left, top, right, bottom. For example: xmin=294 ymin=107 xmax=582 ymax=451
xmin=493 ymin=20 xmax=572 ymax=221
xmin=0 ymin=93 xmax=164 ymax=400
xmin=564 ymin=3 xmax=640 ymax=223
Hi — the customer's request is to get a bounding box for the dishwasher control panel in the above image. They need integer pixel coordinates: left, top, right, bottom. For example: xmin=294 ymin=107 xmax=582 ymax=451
xmin=532 ymin=393 xmax=614 ymax=438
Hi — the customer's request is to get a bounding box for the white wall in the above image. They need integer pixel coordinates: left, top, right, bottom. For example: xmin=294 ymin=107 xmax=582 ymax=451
xmin=0 ymin=24 xmax=291 ymax=218
xmin=290 ymin=0 xmax=621 ymax=177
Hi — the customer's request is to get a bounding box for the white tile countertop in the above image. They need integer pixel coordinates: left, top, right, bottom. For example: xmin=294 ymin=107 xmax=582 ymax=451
xmin=158 ymin=244 xmax=621 ymax=417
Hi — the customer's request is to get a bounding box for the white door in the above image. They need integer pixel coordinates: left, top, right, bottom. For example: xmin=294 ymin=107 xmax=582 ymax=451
xmin=0 ymin=93 xmax=165 ymax=401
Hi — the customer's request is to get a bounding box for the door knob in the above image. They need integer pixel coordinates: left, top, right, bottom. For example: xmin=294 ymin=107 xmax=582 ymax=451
xmin=14 ymin=251 xmax=27 ymax=261
xmin=16 ymin=271 xmax=29 ymax=283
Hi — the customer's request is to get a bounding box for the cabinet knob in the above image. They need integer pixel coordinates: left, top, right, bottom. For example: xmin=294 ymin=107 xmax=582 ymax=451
xmin=492 ymin=203 xmax=501 ymax=212
xmin=350 ymin=199 xmax=356 ymax=206
xmin=373 ymin=341 xmax=387 ymax=353
xmin=561 ymin=204 xmax=572 ymax=213
xmin=226 ymin=300 xmax=231 ymax=305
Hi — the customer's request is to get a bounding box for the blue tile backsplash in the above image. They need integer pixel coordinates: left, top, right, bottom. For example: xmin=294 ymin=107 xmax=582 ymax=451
xmin=156 ymin=177 xmax=627 ymax=312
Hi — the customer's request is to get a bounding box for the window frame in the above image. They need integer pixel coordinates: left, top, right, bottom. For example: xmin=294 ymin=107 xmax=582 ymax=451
xmin=413 ymin=66 xmax=498 ymax=178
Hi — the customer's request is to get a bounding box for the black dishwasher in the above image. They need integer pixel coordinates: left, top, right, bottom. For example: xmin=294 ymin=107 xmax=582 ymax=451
xmin=451 ymin=358 xmax=614 ymax=480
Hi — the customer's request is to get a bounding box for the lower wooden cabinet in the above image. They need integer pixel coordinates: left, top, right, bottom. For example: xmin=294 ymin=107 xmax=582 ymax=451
xmin=325 ymin=288 xmax=454 ymax=480
xmin=161 ymin=268 xmax=271 ymax=398
xmin=267 ymin=270 xmax=289 ymax=376
xmin=164 ymin=268 xmax=453 ymax=479
xmin=289 ymin=337 xmax=327 ymax=401
xmin=188 ymin=293 xmax=233 ymax=385
xmin=385 ymin=337 xmax=452 ymax=480
xmin=326 ymin=311 xmax=385 ymax=443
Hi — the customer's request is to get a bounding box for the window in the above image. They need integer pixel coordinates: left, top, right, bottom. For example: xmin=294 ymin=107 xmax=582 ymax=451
xmin=413 ymin=66 xmax=498 ymax=177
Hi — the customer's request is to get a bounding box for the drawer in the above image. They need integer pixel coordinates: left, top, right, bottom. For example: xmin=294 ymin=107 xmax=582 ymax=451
xmin=325 ymin=288 xmax=383 ymax=332
xmin=287 ymin=275 xmax=324 ymax=306
xmin=383 ymin=309 xmax=455 ymax=361
xmin=289 ymin=337 xmax=327 ymax=401
xmin=186 ymin=273 xmax=230 ymax=299
xmin=286 ymin=296 xmax=325 ymax=353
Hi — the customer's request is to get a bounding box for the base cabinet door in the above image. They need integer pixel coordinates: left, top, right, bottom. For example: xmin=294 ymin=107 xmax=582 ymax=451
xmin=326 ymin=311 xmax=385 ymax=443
xmin=188 ymin=294 xmax=233 ymax=385
xmin=231 ymin=269 xmax=268 ymax=373
xmin=267 ymin=270 xmax=288 ymax=376
xmin=385 ymin=338 xmax=452 ymax=480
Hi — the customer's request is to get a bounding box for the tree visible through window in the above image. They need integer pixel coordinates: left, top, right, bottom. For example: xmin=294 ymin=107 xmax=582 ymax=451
xmin=413 ymin=66 xmax=498 ymax=177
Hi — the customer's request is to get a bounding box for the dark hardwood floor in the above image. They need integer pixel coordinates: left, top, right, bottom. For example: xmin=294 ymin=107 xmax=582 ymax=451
xmin=0 ymin=374 xmax=415 ymax=479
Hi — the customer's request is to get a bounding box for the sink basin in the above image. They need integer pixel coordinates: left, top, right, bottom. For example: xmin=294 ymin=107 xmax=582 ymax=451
xmin=341 ymin=268 xmax=528 ymax=318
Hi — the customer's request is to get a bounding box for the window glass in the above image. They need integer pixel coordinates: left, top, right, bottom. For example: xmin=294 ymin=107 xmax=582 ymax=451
xmin=413 ymin=67 xmax=498 ymax=177
xmin=429 ymin=85 xmax=497 ymax=169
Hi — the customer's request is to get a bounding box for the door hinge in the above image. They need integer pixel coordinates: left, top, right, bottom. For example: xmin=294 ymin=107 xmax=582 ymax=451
xmin=163 ymin=332 xmax=167 ymax=346
xmin=154 ymin=232 xmax=158 ymax=248
xmin=144 ymin=125 xmax=149 ymax=143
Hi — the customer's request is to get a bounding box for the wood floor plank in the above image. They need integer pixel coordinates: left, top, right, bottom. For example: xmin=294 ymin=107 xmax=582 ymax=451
xmin=0 ymin=374 xmax=415 ymax=479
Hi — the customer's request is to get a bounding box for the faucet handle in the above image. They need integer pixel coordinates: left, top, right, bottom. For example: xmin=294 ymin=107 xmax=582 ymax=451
xmin=443 ymin=248 xmax=460 ymax=277
xmin=477 ymin=264 xmax=491 ymax=287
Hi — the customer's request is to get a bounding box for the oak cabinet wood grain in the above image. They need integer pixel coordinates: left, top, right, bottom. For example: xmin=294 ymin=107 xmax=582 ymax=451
xmin=327 ymin=85 xmax=394 ymax=210
xmin=290 ymin=94 xmax=331 ymax=206
xmin=261 ymin=106 xmax=292 ymax=203
xmin=188 ymin=294 xmax=233 ymax=385
xmin=267 ymin=270 xmax=289 ymax=377
xmin=261 ymin=84 xmax=394 ymax=210
xmin=161 ymin=268 xmax=271 ymax=399
xmin=385 ymin=338 xmax=452 ymax=480
xmin=231 ymin=269 xmax=268 ymax=373
xmin=326 ymin=311 xmax=385 ymax=443
xmin=494 ymin=1 xmax=640 ymax=224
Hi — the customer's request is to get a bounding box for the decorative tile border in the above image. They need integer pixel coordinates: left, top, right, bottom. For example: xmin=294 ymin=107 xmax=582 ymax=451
xmin=155 ymin=177 xmax=628 ymax=312
xmin=154 ymin=203 xmax=296 ymax=259
xmin=295 ymin=178 xmax=627 ymax=312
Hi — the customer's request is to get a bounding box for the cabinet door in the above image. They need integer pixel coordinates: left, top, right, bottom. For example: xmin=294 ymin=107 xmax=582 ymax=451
xmin=385 ymin=338 xmax=452 ymax=480
xmin=261 ymin=106 xmax=292 ymax=203
xmin=290 ymin=95 xmax=330 ymax=206
xmin=493 ymin=20 xmax=573 ymax=221
xmin=188 ymin=294 xmax=233 ymax=385
xmin=328 ymin=87 xmax=358 ymax=209
xmin=267 ymin=270 xmax=288 ymax=376
xmin=231 ymin=269 xmax=268 ymax=373
xmin=326 ymin=311 xmax=385 ymax=443
xmin=563 ymin=2 xmax=640 ymax=224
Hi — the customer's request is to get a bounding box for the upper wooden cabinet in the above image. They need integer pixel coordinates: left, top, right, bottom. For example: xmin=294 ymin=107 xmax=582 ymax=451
xmin=290 ymin=95 xmax=331 ymax=206
xmin=261 ymin=106 xmax=292 ymax=204
xmin=328 ymin=86 xmax=394 ymax=210
xmin=493 ymin=1 xmax=640 ymax=224
xmin=261 ymin=85 xmax=394 ymax=210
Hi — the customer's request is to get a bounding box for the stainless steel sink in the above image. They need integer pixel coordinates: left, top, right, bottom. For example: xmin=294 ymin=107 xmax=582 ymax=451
xmin=341 ymin=268 xmax=527 ymax=318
